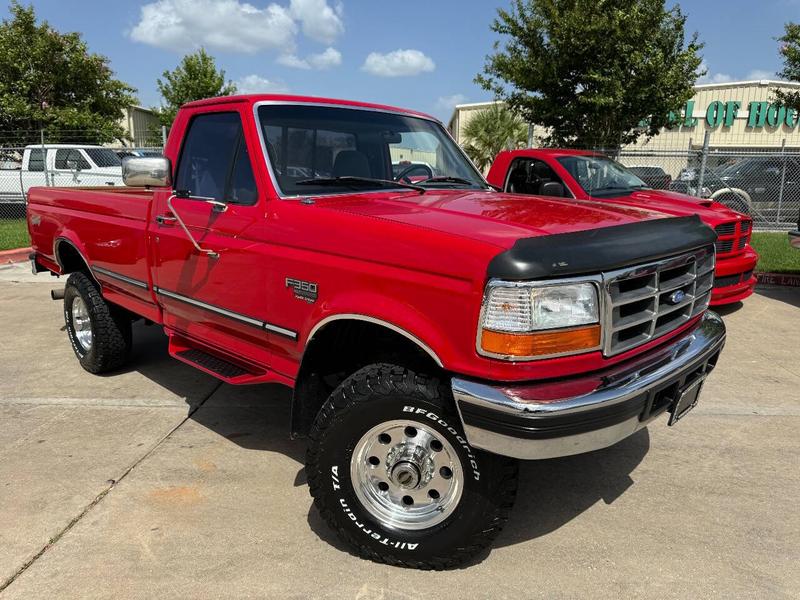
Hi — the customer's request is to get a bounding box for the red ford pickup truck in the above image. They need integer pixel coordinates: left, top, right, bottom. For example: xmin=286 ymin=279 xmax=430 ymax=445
xmin=27 ymin=95 xmax=725 ymax=569
xmin=487 ymin=149 xmax=759 ymax=305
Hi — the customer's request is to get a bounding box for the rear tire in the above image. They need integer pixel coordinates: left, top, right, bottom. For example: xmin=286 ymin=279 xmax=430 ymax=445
xmin=64 ymin=272 xmax=132 ymax=373
xmin=306 ymin=363 xmax=518 ymax=569
xmin=717 ymin=193 xmax=750 ymax=215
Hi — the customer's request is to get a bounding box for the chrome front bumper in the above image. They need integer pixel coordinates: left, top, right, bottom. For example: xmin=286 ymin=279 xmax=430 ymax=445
xmin=452 ymin=312 xmax=726 ymax=460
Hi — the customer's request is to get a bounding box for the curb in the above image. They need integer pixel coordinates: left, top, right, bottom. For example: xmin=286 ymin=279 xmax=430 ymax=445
xmin=756 ymin=272 xmax=800 ymax=287
xmin=0 ymin=247 xmax=32 ymax=265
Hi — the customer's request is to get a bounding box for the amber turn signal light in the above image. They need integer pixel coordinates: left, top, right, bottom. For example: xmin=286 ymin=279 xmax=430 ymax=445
xmin=480 ymin=324 xmax=601 ymax=358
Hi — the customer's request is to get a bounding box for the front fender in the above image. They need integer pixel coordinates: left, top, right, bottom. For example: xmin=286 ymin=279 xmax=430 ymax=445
xmin=302 ymin=290 xmax=460 ymax=370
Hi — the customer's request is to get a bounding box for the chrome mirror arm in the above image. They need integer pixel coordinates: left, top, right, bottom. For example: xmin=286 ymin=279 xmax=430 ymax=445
xmin=166 ymin=194 xmax=222 ymax=259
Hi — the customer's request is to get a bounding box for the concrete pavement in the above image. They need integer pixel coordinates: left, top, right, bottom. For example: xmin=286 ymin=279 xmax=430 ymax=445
xmin=1 ymin=263 xmax=798 ymax=599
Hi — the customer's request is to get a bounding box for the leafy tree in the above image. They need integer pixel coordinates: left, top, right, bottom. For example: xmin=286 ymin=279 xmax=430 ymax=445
xmin=774 ymin=22 xmax=800 ymax=110
xmin=156 ymin=49 xmax=237 ymax=127
xmin=0 ymin=1 xmax=137 ymax=145
xmin=476 ymin=0 xmax=704 ymax=148
xmin=462 ymin=103 xmax=528 ymax=170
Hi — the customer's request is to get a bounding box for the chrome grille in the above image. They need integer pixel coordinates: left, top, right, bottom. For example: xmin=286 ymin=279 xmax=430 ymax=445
xmin=603 ymin=246 xmax=715 ymax=356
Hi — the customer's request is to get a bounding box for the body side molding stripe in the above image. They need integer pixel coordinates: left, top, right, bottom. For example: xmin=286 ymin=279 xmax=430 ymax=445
xmin=154 ymin=287 xmax=298 ymax=340
xmin=92 ymin=266 xmax=149 ymax=290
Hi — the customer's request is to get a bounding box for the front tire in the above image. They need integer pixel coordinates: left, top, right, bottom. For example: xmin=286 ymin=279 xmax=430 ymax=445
xmin=64 ymin=272 xmax=132 ymax=374
xmin=306 ymin=363 xmax=518 ymax=569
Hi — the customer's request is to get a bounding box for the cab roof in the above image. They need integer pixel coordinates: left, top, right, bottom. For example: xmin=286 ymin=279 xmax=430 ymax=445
xmin=181 ymin=94 xmax=438 ymax=122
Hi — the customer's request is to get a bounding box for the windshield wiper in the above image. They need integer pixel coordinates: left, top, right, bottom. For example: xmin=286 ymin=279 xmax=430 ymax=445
xmin=420 ymin=176 xmax=500 ymax=191
xmin=591 ymin=185 xmax=648 ymax=196
xmin=421 ymin=176 xmax=477 ymax=186
xmin=296 ymin=176 xmax=425 ymax=194
xmin=419 ymin=175 xmax=503 ymax=192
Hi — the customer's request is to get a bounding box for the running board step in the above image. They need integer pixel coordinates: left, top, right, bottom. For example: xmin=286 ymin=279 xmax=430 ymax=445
xmin=175 ymin=349 xmax=249 ymax=380
xmin=167 ymin=334 xmax=271 ymax=385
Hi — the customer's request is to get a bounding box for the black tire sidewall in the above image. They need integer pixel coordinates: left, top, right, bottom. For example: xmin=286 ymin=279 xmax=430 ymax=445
xmin=312 ymin=388 xmax=505 ymax=561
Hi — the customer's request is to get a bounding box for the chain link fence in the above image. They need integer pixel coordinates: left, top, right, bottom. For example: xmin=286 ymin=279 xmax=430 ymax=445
xmin=614 ymin=133 xmax=799 ymax=231
xmin=0 ymin=129 xmax=165 ymax=221
xmin=527 ymin=129 xmax=800 ymax=231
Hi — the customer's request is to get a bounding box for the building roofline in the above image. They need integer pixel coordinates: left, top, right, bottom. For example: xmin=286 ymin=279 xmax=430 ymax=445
xmin=452 ymin=100 xmax=502 ymax=109
xmin=693 ymin=79 xmax=800 ymax=90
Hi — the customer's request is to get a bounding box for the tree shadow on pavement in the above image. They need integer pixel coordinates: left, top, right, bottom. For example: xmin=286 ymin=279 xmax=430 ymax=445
xmin=755 ymin=285 xmax=800 ymax=309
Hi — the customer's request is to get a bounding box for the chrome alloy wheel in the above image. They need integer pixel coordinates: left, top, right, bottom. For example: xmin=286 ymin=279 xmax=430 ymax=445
xmin=71 ymin=296 xmax=93 ymax=351
xmin=350 ymin=419 xmax=463 ymax=530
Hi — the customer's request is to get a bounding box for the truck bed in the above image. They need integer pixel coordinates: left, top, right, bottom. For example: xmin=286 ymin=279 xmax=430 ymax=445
xmin=27 ymin=185 xmax=159 ymax=321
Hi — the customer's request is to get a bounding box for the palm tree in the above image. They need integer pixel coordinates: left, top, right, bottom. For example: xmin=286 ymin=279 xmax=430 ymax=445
xmin=462 ymin=104 xmax=528 ymax=171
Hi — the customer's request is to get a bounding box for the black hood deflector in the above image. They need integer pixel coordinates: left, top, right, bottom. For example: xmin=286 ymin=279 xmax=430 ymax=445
xmin=487 ymin=215 xmax=717 ymax=281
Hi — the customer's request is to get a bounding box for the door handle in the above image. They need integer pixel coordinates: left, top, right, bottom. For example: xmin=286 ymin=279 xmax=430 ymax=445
xmin=156 ymin=214 xmax=177 ymax=226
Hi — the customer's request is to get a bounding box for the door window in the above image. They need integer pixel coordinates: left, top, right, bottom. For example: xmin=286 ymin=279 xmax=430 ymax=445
xmin=54 ymin=149 xmax=91 ymax=170
xmin=27 ymin=149 xmax=45 ymax=172
xmin=175 ymin=112 xmax=258 ymax=204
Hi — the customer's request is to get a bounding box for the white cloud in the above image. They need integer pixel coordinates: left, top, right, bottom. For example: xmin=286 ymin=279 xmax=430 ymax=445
xmin=747 ymin=69 xmax=775 ymax=80
xmin=130 ymin=0 xmax=344 ymax=53
xmin=435 ymin=94 xmax=468 ymax=113
xmin=277 ymin=47 xmax=341 ymax=70
xmin=289 ymin=0 xmax=344 ymax=44
xmin=362 ymin=49 xmax=435 ymax=77
xmin=277 ymin=54 xmax=311 ymax=69
xmin=236 ymin=74 xmax=289 ymax=94
xmin=130 ymin=0 xmax=297 ymax=53
xmin=309 ymin=47 xmax=342 ymax=69
xmin=696 ymin=61 xmax=732 ymax=84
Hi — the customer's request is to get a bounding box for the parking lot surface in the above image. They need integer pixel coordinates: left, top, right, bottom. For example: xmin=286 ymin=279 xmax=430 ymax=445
xmin=1 ymin=262 xmax=798 ymax=599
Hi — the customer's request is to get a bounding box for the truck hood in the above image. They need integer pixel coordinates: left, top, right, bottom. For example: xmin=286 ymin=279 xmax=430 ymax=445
xmin=601 ymin=189 xmax=744 ymax=225
xmin=313 ymin=189 xmax=664 ymax=248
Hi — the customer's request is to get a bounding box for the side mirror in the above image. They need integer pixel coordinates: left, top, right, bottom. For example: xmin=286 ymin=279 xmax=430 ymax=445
xmin=539 ymin=181 xmax=566 ymax=197
xmin=122 ymin=156 xmax=172 ymax=187
xmin=66 ymin=157 xmax=81 ymax=172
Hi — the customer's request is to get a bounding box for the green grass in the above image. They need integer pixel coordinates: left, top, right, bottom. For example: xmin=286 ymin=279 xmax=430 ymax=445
xmin=751 ymin=232 xmax=800 ymax=274
xmin=0 ymin=219 xmax=29 ymax=251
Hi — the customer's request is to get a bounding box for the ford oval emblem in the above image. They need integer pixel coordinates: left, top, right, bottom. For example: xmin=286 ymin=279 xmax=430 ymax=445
xmin=669 ymin=290 xmax=686 ymax=305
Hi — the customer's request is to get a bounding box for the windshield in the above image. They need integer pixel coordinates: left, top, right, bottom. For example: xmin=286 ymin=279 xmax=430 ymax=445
xmin=84 ymin=148 xmax=122 ymax=168
xmin=557 ymin=155 xmax=648 ymax=196
xmin=257 ymin=104 xmax=487 ymax=196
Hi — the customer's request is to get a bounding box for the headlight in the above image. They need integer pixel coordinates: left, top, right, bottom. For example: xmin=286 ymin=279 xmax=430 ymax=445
xmin=479 ymin=281 xmax=601 ymax=360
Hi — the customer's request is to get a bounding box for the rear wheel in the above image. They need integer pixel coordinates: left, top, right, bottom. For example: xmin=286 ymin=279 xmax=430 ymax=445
xmin=717 ymin=192 xmax=750 ymax=215
xmin=306 ymin=363 xmax=518 ymax=569
xmin=64 ymin=272 xmax=132 ymax=373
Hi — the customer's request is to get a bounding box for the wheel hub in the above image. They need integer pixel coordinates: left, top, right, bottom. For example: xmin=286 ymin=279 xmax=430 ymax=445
xmin=391 ymin=461 xmax=421 ymax=488
xmin=350 ymin=419 xmax=463 ymax=531
xmin=71 ymin=296 xmax=92 ymax=351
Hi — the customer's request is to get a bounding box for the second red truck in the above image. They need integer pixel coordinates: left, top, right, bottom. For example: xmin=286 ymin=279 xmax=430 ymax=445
xmin=487 ymin=148 xmax=758 ymax=306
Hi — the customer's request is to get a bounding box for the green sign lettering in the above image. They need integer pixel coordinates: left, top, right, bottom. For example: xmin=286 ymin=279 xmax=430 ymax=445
xmin=723 ymin=101 xmax=741 ymax=127
xmin=706 ymin=101 xmax=724 ymax=127
xmin=683 ymin=100 xmax=698 ymax=126
xmin=747 ymin=101 xmax=769 ymax=128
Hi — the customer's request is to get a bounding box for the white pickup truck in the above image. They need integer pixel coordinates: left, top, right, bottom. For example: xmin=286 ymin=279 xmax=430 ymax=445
xmin=0 ymin=144 xmax=124 ymax=216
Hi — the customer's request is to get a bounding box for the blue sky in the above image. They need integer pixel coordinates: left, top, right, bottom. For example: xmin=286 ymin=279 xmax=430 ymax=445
xmin=3 ymin=0 xmax=794 ymax=122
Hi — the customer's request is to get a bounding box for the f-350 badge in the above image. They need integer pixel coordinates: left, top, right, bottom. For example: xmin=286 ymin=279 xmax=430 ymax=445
xmin=285 ymin=278 xmax=318 ymax=303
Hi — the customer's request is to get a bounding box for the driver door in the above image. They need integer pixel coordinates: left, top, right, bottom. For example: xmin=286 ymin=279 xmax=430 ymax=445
xmin=151 ymin=109 xmax=277 ymax=367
